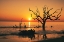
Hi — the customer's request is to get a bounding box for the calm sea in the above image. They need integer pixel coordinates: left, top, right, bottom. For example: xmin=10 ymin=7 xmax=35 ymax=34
xmin=0 ymin=22 xmax=64 ymax=42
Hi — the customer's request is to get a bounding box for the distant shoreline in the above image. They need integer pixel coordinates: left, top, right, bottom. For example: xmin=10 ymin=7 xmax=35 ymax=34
xmin=0 ymin=26 xmax=41 ymax=28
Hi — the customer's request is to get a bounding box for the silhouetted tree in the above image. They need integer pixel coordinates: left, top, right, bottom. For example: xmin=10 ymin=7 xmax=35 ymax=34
xmin=29 ymin=6 xmax=62 ymax=31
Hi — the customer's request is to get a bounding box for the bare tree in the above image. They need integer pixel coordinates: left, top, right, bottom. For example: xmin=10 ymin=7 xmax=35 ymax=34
xmin=29 ymin=6 xmax=62 ymax=31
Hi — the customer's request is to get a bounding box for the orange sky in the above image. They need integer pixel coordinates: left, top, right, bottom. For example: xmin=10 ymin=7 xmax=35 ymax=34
xmin=0 ymin=0 xmax=64 ymax=22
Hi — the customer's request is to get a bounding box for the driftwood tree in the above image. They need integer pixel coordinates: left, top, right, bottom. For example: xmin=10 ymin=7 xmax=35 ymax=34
xmin=29 ymin=6 xmax=62 ymax=31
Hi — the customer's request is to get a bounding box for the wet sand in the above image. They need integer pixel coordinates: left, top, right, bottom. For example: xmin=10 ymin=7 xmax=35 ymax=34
xmin=33 ymin=36 xmax=64 ymax=42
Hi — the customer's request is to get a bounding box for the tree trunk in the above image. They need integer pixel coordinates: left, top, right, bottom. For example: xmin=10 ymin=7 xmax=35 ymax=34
xmin=42 ymin=21 xmax=46 ymax=31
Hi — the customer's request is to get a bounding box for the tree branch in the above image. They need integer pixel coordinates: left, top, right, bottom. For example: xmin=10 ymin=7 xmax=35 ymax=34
xmin=32 ymin=17 xmax=43 ymax=24
xmin=29 ymin=6 xmax=62 ymax=23
xmin=36 ymin=18 xmax=43 ymax=24
xmin=29 ymin=8 xmax=43 ymax=20
xmin=29 ymin=8 xmax=36 ymax=15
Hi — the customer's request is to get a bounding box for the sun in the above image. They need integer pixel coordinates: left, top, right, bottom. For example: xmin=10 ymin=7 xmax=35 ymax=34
xmin=28 ymin=18 xmax=31 ymax=20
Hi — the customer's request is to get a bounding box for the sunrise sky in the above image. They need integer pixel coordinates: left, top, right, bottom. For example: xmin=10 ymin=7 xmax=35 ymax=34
xmin=0 ymin=0 xmax=64 ymax=22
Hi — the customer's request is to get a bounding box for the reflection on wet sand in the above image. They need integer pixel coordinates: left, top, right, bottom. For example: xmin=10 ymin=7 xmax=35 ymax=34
xmin=18 ymin=33 xmax=48 ymax=41
xmin=18 ymin=34 xmax=35 ymax=40
xmin=0 ymin=27 xmax=64 ymax=42
xmin=0 ymin=33 xmax=64 ymax=42
xmin=43 ymin=34 xmax=47 ymax=40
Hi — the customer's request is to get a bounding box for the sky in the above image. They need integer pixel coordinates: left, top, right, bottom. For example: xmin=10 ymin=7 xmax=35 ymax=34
xmin=0 ymin=0 xmax=64 ymax=22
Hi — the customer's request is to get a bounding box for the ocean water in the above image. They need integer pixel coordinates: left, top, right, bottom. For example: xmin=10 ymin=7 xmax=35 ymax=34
xmin=0 ymin=22 xmax=64 ymax=31
xmin=0 ymin=22 xmax=64 ymax=42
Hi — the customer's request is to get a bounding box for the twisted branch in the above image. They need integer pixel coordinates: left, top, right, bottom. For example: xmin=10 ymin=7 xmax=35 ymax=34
xmin=29 ymin=6 xmax=62 ymax=23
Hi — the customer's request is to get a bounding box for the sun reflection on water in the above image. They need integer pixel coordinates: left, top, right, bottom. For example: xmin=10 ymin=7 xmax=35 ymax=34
xmin=27 ymin=22 xmax=31 ymax=30
xmin=29 ymin=22 xmax=30 ymax=27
